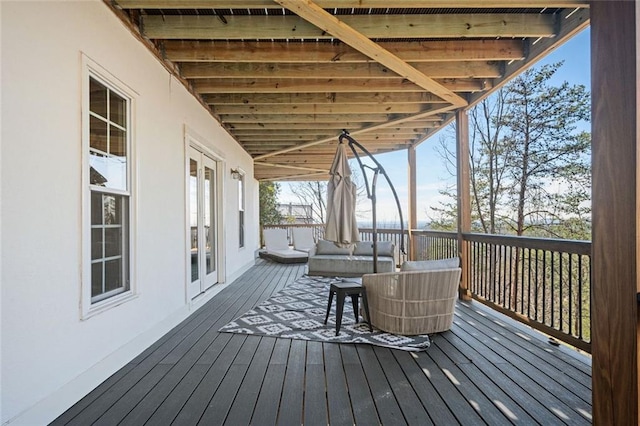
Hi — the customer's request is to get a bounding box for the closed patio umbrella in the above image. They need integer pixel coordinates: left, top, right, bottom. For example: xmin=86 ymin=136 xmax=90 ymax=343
xmin=325 ymin=143 xmax=359 ymax=246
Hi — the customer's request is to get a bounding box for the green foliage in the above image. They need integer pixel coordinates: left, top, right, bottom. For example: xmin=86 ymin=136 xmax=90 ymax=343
xmin=430 ymin=61 xmax=591 ymax=240
xmin=500 ymin=62 xmax=591 ymax=237
xmin=259 ymin=181 xmax=282 ymax=226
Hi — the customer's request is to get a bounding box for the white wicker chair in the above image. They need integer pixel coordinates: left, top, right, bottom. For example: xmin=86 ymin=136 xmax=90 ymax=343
xmin=362 ymin=268 xmax=462 ymax=335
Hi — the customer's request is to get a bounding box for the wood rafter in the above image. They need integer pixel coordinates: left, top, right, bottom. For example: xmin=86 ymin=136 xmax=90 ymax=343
xmin=107 ymin=0 xmax=590 ymax=180
xmin=119 ymin=1 xmax=588 ymax=8
xmin=203 ymin=92 xmax=448 ymax=105
xmin=193 ymin=78 xmax=490 ymax=94
xmin=164 ymin=40 xmax=525 ymax=63
xmin=214 ymin=103 xmax=430 ymax=115
xmin=181 ymin=61 xmax=502 ymax=79
xmin=254 ymin=103 xmax=457 ymax=160
xmin=143 ymin=14 xmax=555 ymax=41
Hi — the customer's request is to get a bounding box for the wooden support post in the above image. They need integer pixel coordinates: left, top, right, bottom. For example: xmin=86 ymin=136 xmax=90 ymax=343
xmin=456 ymin=109 xmax=472 ymax=300
xmin=408 ymin=145 xmax=418 ymax=260
xmin=591 ymin=1 xmax=640 ymax=424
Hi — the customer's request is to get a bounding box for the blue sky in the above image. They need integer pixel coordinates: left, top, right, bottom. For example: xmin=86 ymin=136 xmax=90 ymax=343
xmin=279 ymin=28 xmax=591 ymax=225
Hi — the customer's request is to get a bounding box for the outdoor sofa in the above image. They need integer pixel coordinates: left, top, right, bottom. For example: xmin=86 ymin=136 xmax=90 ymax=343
xmin=307 ymin=240 xmax=395 ymax=277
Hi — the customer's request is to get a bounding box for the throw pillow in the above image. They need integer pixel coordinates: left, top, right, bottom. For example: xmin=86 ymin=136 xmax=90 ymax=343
xmin=400 ymin=257 xmax=460 ymax=271
xmin=315 ymin=240 xmax=353 ymax=255
xmin=353 ymin=241 xmax=394 ymax=257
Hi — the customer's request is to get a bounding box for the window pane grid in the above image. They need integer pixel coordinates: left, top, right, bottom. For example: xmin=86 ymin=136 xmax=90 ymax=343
xmin=87 ymin=75 xmax=131 ymax=306
xmin=89 ymin=77 xmax=129 ymax=192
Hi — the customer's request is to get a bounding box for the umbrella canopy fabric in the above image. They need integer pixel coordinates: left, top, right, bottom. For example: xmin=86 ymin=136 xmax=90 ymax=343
xmin=325 ymin=143 xmax=360 ymax=246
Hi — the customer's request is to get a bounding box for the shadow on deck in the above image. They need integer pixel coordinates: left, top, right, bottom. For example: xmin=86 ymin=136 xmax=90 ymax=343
xmin=52 ymin=260 xmax=592 ymax=425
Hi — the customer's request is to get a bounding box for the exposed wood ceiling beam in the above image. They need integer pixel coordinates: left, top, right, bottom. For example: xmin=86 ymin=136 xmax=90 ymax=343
xmin=181 ymin=61 xmax=502 ymax=79
xmin=233 ymin=127 xmax=433 ymax=136
xmin=226 ymin=122 xmax=363 ymax=130
xmin=254 ymin=103 xmax=457 ymax=160
xmin=263 ymin=0 xmax=469 ymax=106
xmin=142 ymin=14 xmax=555 ymax=40
xmin=226 ymin=119 xmax=441 ymax=130
xmin=193 ymin=78 xmax=490 ymax=93
xmin=214 ymin=104 xmax=430 ymax=115
xmin=221 ymin=113 xmax=395 ymax=123
xmin=164 ymin=40 xmax=525 ymax=63
xmin=240 ymin=134 xmax=415 ymax=142
xmin=469 ymin=8 xmax=590 ymax=107
xmin=258 ymin=171 xmax=327 ymax=182
xmin=254 ymin=162 xmax=327 ymax=173
xmin=203 ymin=92 xmax=448 ymax=105
xmin=119 ymin=1 xmax=588 ymax=9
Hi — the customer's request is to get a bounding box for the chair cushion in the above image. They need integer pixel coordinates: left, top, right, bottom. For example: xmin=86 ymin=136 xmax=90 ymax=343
xmin=353 ymin=241 xmax=394 ymax=257
xmin=263 ymin=228 xmax=290 ymax=251
xmin=315 ymin=240 xmax=352 ymax=255
xmin=400 ymin=257 xmax=460 ymax=271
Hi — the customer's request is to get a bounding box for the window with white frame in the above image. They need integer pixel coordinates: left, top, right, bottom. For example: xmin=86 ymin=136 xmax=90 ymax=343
xmin=238 ymin=173 xmax=245 ymax=248
xmin=86 ymin=72 xmax=132 ymax=307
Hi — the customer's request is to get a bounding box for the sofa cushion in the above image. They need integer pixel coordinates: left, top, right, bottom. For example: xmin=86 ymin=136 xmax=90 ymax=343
xmin=353 ymin=241 xmax=394 ymax=257
xmin=315 ymin=240 xmax=352 ymax=255
xmin=401 ymin=257 xmax=460 ymax=271
xmin=308 ymin=254 xmax=394 ymax=276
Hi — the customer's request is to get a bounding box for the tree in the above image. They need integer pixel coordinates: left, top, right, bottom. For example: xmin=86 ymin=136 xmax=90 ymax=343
xmin=431 ymin=62 xmax=591 ymax=239
xmin=259 ymin=181 xmax=282 ymax=226
xmin=500 ymin=62 xmax=591 ymax=237
xmin=290 ymin=168 xmax=370 ymax=224
xmin=290 ymin=181 xmax=327 ymax=223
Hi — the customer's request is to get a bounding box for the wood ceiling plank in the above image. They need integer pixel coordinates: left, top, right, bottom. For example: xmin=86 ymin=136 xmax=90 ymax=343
xmin=233 ymin=129 xmax=337 ymax=136
xmin=203 ymin=92 xmax=447 ymax=105
xmin=181 ymin=61 xmax=502 ymax=79
xmin=142 ymin=14 xmax=556 ymax=40
xmin=254 ymin=162 xmax=327 ymax=173
xmin=257 ymin=0 xmax=470 ymax=106
xmin=227 ymin=122 xmax=367 ymax=130
xmin=118 ymin=1 xmax=588 ymax=9
xmin=221 ymin=113 xmax=392 ymax=123
xmin=233 ymin=127 xmax=426 ymax=136
xmin=241 ymin=135 xmax=413 ymax=145
xmin=216 ymin=103 xmax=428 ymax=115
xmin=164 ymin=40 xmax=525 ymax=63
xmin=254 ymin=103 xmax=457 ymax=160
xmin=194 ymin=77 xmax=489 ymax=93
xmin=259 ymin=172 xmax=328 ymax=182
xmin=238 ymin=135 xmax=322 ymax=141
xmin=468 ymin=9 xmax=590 ymax=107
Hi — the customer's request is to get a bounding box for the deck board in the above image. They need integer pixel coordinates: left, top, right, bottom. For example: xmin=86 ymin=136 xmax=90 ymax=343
xmin=53 ymin=260 xmax=592 ymax=425
xmin=303 ymin=341 xmax=329 ymax=426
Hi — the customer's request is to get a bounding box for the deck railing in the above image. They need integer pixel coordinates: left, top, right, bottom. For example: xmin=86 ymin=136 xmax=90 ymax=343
xmin=262 ymin=224 xmax=591 ymax=353
xmin=463 ymin=233 xmax=591 ymax=353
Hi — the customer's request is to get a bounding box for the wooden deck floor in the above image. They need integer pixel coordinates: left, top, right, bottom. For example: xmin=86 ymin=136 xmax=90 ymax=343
xmin=52 ymin=260 xmax=592 ymax=425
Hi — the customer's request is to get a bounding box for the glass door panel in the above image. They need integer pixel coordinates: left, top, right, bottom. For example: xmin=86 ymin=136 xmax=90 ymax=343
xmin=190 ymin=158 xmax=199 ymax=284
xmin=187 ymin=146 xmax=218 ymax=299
xmin=202 ymin=158 xmax=217 ymax=291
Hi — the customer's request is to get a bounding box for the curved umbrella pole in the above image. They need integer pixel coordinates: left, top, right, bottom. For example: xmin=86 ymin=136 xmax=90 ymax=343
xmin=339 ymin=131 xmax=407 ymax=273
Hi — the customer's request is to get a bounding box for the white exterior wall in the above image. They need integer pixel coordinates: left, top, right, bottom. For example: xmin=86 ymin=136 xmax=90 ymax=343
xmin=0 ymin=1 xmax=258 ymax=424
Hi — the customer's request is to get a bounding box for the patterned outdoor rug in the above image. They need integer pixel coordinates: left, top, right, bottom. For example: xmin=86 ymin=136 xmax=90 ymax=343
xmin=219 ymin=275 xmax=431 ymax=351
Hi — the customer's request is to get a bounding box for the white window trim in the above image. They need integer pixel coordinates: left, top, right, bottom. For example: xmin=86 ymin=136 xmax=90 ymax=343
xmin=81 ymin=55 xmax=138 ymax=320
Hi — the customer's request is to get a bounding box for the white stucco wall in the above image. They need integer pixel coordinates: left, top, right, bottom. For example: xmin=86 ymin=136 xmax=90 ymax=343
xmin=0 ymin=1 xmax=258 ymax=423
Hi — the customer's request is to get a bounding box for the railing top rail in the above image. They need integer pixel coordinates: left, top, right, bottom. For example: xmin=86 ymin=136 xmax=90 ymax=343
xmin=263 ymin=225 xmax=591 ymax=256
xmin=462 ymin=232 xmax=591 ymax=255
xmin=409 ymin=229 xmax=457 ymax=238
xmin=263 ymin=223 xmax=324 ymax=228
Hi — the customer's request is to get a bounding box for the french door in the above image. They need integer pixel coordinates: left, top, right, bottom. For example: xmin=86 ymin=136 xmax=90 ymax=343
xmin=188 ymin=146 xmax=218 ymax=299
